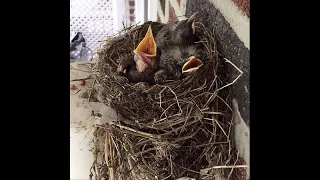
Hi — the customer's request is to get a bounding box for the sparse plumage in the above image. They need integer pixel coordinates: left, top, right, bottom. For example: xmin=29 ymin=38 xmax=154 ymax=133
xmin=154 ymin=44 xmax=203 ymax=84
xmin=155 ymin=12 xmax=199 ymax=49
xmin=153 ymin=12 xmax=202 ymax=84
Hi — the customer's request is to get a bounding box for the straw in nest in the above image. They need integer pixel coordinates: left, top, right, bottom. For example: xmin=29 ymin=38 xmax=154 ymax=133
xmin=86 ymin=20 xmax=245 ymax=180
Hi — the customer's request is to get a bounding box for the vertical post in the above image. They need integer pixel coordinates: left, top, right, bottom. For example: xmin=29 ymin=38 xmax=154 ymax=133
xmin=144 ymin=0 xmax=148 ymax=22
xmin=112 ymin=0 xmax=126 ymax=33
xmin=148 ymin=0 xmax=158 ymax=21
xmin=135 ymin=0 xmax=146 ymax=25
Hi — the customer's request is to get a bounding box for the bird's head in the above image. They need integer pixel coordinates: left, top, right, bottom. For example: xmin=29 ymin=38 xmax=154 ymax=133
xmin=182 ymin=56 xmax=203 ymax=73
xmin=133 ymin=26 xmax=157 ymax=72
xmin=117 ymin=54 xmax=135 ymax=73
xmin=117 ymin=60 xmax=130 ymax=73
xmin=174 ymin=12 xmax=198 ymax=43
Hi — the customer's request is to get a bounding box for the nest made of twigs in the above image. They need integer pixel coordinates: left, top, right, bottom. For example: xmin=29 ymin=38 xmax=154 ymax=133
xmin=88 ymin=21 xmax=244 ymax=180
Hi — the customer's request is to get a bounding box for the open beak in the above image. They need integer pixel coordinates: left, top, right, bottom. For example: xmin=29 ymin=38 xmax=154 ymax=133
xmin=187 ymin=12 xmax=198 ymax=34
xmin=133 ymin=26 xmax=157 ymax=72
xmin=182 ymin=56 xmax=203 ymax=73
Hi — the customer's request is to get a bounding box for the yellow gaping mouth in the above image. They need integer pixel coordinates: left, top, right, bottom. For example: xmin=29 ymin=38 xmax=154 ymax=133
xmin=134 ymin=26 xmax=157 ymax=57
xmin=182 ymin=56 xmax=203 ymax=73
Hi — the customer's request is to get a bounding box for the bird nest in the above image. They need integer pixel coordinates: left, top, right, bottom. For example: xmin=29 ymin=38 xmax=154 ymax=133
xmin=88 ymin=21 xmax=244 ymax=180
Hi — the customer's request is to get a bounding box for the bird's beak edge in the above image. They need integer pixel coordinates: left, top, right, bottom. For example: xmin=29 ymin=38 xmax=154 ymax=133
xmin=182 ymin=56 xmax=203 ymax=73
xmin=187 ymin=12 xmax=198 ymax=34
xmin=134 ymin=26 xmax=157 ymax=57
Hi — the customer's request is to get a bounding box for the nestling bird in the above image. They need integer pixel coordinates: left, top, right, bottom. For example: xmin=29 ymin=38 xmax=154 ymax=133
xmin=155 ymin=12 xmax=199 ymax=49
xmin=133 ymin=26 xmax=158 ymax=72
xmin=153 ymin=12 xmax=204 ymax=84
xmin=117 ymin=26 xmax=158 ymax=83
xmin=154 ymin=44 xmax=204 ymax=84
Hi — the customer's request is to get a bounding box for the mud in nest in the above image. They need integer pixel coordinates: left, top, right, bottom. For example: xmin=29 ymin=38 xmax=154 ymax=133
xmin=88 ymin=21 xmax=245 ymax=180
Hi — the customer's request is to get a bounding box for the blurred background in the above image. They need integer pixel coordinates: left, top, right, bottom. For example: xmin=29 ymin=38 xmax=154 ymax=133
xmin=70 ymin=0 xmax=160 ymax=55
xmin=70 ymin=0 xmax=189 ymax=62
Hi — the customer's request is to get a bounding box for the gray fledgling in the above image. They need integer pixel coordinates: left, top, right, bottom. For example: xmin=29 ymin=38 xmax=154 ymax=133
xmin=155 ymin=12 xmax=198 ymax=49
xmin=154 ymin=44 xmax=203 ymax=84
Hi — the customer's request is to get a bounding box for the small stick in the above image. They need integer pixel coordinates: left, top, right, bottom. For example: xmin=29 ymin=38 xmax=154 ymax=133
xmin=167 ymin=86 xmax=182 ymax=113
xmin=159 ymin=118 xmax=200 ymax=136
xmin=105 ymin=133 xmax=115 ymax=180
xmin=158 ymin=86 xmax=167 ymax=109
xmin=228 ymin=151 xmax=240 ymax=179
xmin=159 ymin=102 xmax=179 ymax=119
xmin=203 ymin=111 xmax=224 ymax=115
xmin=131 ymin=147 xmax=156 ymax=157
xmin=70 ymin=65 xmax=91 ymax=73
xmin=176 ymin=164 xmax=214 ymax=177
xmin=71 ymin=89 xmax=81 ymax=95
xmin=70 ymin=75 xmax=92 ymax=82
xmin=216 ymin=95 xmax=232 ymax=112
xmin=202 ymin=165 xmax=248 ymax=170
xmin=107 ymin=57 xmax=118 ymax=67
xmin=204 ymin=118 xmax=228 ymax=138
xmin=180 ymin=141 xmax=228 ymax=148
xmin=203 ymin=91 xmax=218 ymax=108
xmin=217 ymin=58 xmax=243 ymax=91
xmin=109 ymin=122 xmax=161 ymax=139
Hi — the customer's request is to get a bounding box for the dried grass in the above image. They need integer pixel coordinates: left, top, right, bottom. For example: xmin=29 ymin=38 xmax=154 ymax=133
xmin=87 ymin=21 xmax=245 ymax=180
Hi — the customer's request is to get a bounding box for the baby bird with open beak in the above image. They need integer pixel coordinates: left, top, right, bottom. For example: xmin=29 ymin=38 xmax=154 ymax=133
xmin=117 ymin=26 xmax=158 ymax=83
xmin=153 ymin=12 xmax=203 ymax=84
xmin=154 ymin=44 xmax=203 ymax=84
xmin=133 ymin=26 xmax=157 ymax=73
